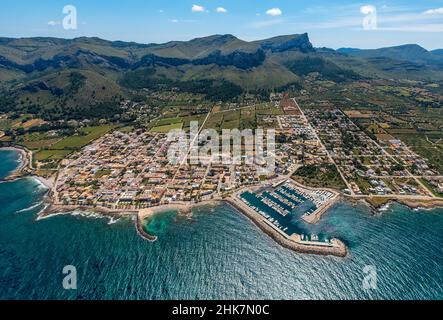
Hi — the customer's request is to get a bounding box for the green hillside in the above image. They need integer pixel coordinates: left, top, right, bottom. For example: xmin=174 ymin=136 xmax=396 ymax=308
xmin=0 ymin=34 xmax=442 ymax=121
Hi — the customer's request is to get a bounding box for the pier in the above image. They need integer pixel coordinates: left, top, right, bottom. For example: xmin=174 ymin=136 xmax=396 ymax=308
xmin=136 ymin=211 xmax=158 ymax=242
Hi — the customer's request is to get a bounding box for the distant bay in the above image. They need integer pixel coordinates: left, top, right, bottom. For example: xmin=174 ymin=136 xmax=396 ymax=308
xmin=0 ymin=149 xmax=442 ymax=300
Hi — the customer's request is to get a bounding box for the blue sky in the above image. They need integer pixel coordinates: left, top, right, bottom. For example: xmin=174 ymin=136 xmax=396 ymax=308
xmin=1 ymin=0 xmax=443 ymax=49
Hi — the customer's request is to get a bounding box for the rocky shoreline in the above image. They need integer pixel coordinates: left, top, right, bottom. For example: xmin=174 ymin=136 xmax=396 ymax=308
xmin=393 ymin=198 xmax=443 ymax=210
xmin=38 ymin=200 xmax=223 ymax=241
xmin=356 ymin=196 xmax=443 ymax=214
xmin=38 ymin=203 xmax=137 ymax=219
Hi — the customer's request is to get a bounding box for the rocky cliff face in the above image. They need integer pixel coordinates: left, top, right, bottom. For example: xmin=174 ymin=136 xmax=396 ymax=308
xmin=257 ymin=33 xmax=315 ymax=53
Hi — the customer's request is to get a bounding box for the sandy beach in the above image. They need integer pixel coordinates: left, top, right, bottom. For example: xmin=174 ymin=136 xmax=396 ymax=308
xmin=31 ymin=175 xmax=54 ymax=189
xmin=137 ymin=200 xmax=222 ymax=219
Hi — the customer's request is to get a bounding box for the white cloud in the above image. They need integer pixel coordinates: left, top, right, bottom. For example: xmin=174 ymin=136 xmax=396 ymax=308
xmin=48 ymin=20 xmax=61 ymax=26
xmin=266 ymin=8 xmax=282 ymax=16
xmin=360 ymin=5 xmax=376 ymax=15
xmin=192 ymin=4 xmax=205 ymax=12
xmin=424 ymin=8 xmax=443 ymax=15
xmin=159 ymin=9 xmax=164 ymax=13
xmin=170 ymin=19 xmax=179 ymax=23
xmin=216 ymin=7 xmax=227 ymax=13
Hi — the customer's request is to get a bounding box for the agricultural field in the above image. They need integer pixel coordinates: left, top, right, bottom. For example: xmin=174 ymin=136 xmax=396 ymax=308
xmin=203 ymin=103 xmax=283 ymax=131
xmin=34 ymin=149 xmax=73 ymax=161
xmin=182 ymin=114 xmax=208 ymax=130
xmin=32 ymin=125 xmax=117 ymax=167
xmin=155 ymin=117 xmax=182 ymax=127
xmin=51 ymin=125 xmax=116 ymax=150
xmin=152 ymin=102 xmax=284 ymax=133
xmin=19 ymin=133 xmax=61 ymax=150
xmin=338 ymin=103 xmax=443 ymax=176
xmin=0 ymin=114 xmax=45 ymax=131
xmin=150 ymin=122 xmax=183 ymax=133
xmin=221 ymin=109 xmax=241 ymax=129
xmin=256 ymin=103 xmax=284 ymax=116
xmin=13 ymin=118 xmax=47 ymax=129
xmin=152 ymin=104 xmax=211 ymax=131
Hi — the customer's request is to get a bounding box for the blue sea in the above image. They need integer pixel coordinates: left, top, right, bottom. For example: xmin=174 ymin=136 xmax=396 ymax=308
xmin=0 ymin=149 xmax=442 ymax=300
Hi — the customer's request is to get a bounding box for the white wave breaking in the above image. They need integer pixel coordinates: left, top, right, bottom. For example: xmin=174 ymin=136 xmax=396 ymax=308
xmin=37 ymin=209 xmax=123 ymax=225
xmin=16 ymin=201 xmax=45 ymax=214
xmin=378 ymin=202 xmax=392 ymax=212
xmin=31 ymin=177 xmax=49 ymax=191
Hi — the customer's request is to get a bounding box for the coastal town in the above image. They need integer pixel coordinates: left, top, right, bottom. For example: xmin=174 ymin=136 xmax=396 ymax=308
xmin=2 ymin=96 xmax=443 ymax=258
xmin=2 ymin=97 xmax=425 ymax=257
xmin=304 ymin=108 xmax=443 ymax=198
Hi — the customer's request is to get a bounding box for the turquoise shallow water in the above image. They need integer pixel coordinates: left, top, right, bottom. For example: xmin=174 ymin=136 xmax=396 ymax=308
xmin=0 ymin=150 xmax=442 ymax=300
xmin=0 ymin=150 xmax=21 ymax=178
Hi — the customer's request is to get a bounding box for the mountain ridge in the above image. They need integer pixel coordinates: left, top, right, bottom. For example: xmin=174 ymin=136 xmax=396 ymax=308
xmin=1 ymin=33 xmax=442 ymax=121
xmin=337 ymin=44 xmax=442 ymax=65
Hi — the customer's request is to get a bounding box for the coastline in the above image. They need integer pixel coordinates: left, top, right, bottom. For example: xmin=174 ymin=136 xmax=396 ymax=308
xmin=39 ymin=200 xmax=223 ymax=242
xmin=32 ymin=175 xmax=54 ymax=190
xmin=392 ymin=198 xmax=443 ymax=210
xmin=38 ymin=198 xmax=348 ymax=257
xmin=38 ymin=203 xmax=138 ymax=219
xmin=35 ymin=187 xmax=443 ymax=256
xmin=0 ymin=146 xmax=31 ymax=180
xmin=3 ymin=145 xmax=443 ymax=215
xmin=136 ymin=201 xmax=221 ymax=241
xmin=1 ymin=146 xmax=442 ymax=258
xmin=357 ymin=196 xmax=443 ymax=213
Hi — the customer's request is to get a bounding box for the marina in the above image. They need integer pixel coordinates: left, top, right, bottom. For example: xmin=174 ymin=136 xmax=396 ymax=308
xmin=239 ymin=180 xmax=338 ymax=245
